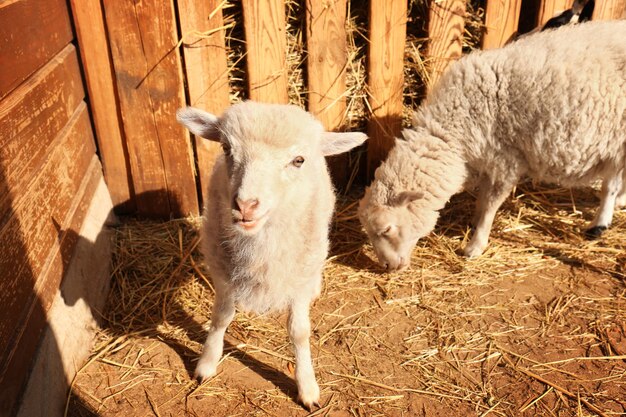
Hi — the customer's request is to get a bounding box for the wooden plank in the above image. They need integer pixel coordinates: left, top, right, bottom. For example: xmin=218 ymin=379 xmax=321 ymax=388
xmin=536 ymin=0 xmax=571 ymax=25
xmin=427 ymin=0 xmax=466 ymax=89
xmin=366 ymin=1 xmax=407 ymax=178
xmin=103 ymin=0 xmax=199 ymax=217
xmin=69 ymin=0 xmax=134 ymax=212
xmin=0 ymin=103 xmax=96 ymax=413
xmin=242 ymin=0 xmax=289 ymax=103
xmin=0 ymin=45 xmax=84 ymax=228
xmin=177 ymin=0 xmax=231 ymax=207
xmin=593 ymin=0 xmax=626 ymax=19
xmin=483 ymin=0 xmax=523 ymax=49
xmin=0 ymin=0 xmax=73 ymax=99
xmin=305 ymin=0 xmax=350 ymax=187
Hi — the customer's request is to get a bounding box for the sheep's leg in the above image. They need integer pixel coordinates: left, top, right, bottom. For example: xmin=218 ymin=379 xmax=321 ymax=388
xmin=615 ymin=169 xmax=626 ymax=209
xmin=288 ymin=298 xmax=319 ymax=410
xmin=586 ymin=172 xmax=623 ymax=238
xmin=194 ymin=292 xmax=235 ymax=382
xmin=464 ymin=178 xmax=515 ymax=257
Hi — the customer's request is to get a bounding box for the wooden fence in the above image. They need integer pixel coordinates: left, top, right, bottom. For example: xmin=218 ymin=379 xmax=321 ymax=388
xmin=73 ymin=0 xmax=626 ymax=219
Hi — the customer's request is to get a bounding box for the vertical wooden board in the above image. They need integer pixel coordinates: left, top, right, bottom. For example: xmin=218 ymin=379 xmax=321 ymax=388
xmin=593 ymin=0 xmax=626 ymax=19
xmin=103 ymin=0 xmax=198 ymax=218
xmin=366 ymin=1 xmax=407 ymax=177
xmin=0 ymin=46 xmax=84 ymax=227
xmin=0 ymin=104 xmax=95 ymax=402
xmin=536 ymin=0 xmax=571 ymax=25
xmin=177 ymin=0 xmax=231 ymax=206
xmin=242 ymin=0 xmax=289 ymax=103
xmin=305 ymin=0 xmax=350 ymax=187
xmin=427 ymin=0 xmax=466 ymax=89
xmin=483 ymin=0 xmax=523 ymax=49
xmin=0 ymin=0 xmax=73 ymax=99
xmin=69 ymin=0 xmax=134 ymax=212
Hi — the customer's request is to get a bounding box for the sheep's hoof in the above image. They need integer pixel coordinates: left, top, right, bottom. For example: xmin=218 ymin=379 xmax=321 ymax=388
xmin=193 ymin=361 xmax=217 ymax=383
xmin=585 ymin=225 xmax=607 ymax=240
xmin=298 ymin=381 xmax=320 ymax=411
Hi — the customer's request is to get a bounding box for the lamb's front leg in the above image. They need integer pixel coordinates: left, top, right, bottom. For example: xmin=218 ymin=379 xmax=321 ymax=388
xmin=464 ymin=178 xmax=516 ymax=258
xmin=288 ymin=297 xmax=319 ymax=410
xmin=194 ymin=292 xmax=235 ymax=382
xmin=586 ymin=172 xmax=623 ymax=238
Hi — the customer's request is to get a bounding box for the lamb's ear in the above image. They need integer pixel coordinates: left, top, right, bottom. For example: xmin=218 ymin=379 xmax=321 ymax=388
xmin=321 ymin=132 xmax=368 ymax=156
xmin=393 ymin=191 xmax=423 ymax=207
xmin=176 ymin=107 xmax=220 ymax=141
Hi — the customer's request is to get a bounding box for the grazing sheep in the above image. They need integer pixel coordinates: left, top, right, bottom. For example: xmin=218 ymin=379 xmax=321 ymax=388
xmin=359 ymin=20 xmax=626 ymax=269
xmin=177 ymin=101 xmax=367 ymax=409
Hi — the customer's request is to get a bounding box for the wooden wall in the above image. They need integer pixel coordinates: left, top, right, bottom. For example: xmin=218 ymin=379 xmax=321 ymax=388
xmin=0 ymin=0 xmax=105 ymax=414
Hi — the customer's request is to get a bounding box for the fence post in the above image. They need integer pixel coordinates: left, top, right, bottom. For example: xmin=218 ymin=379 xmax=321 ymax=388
xmin=305 ymin=0 xmax=350 ymax=187
xmin=536 ymin=0 xmax=570 ymax=25
xmin=178 ymin=0 xmax=231 ymax=208
xmin=593 ymin=0 xmax=626 ymax=19
xmin=102 ymin=0 xmax=199 ymax=218
xmin=242 ymin=0 xmax=289 ymax=103
xmin=483 ymin=0 xmax=523 ymax=49
xmin=366 ymin=1 xmax=407 ymax=178
xmin=427 ymin=0 xmax=466 ymax=89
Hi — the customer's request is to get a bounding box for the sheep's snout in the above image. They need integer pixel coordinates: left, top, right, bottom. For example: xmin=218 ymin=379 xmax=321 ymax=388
xmin=232 ymin=196 xmax=267 ymax=232
xmin=382 ymin=256 xmax=409 ymax=272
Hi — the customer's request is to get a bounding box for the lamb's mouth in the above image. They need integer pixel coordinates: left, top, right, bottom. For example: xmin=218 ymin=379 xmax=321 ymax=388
xmin=233 ymin=212 xmax=268 ymax=231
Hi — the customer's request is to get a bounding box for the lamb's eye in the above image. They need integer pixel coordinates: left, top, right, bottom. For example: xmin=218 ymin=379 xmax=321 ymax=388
xmin=292 ymin=156 xmax=305 ymax=167
xmin=221 ymin=143 xmax=231 ymax=155
xmin=381 ymin=225 xmax=392 ymax=236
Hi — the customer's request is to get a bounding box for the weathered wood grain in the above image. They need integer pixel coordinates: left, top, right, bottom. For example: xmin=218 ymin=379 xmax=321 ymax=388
xmin=536 ymin=0 xmax=571 ymax=25
xmin=0 ymin=103 xmax=96 ymax=413
xmin=483 ymin=0 xmax=523 ymax=49
xmin=593 ymin=0 xmax=626 ymax=19
xmin=242 ymin=0 xmax=289 ymax=103
xmin=69 ymin=0 xmax=134 ymax=212
xmin=367 ymin=1 xmax=407 ymax=177
xmin=306 ymin=0 xmax=351 ymax=187
xmin=0 ymin=45 xmax=84 ymax=228
xmin=427 ymin=0 xmax=466 ymax=89
xmin=177 ymin=0 xmax=231 ymax=207
xmin=103 ymin=0 xmax=198 ymax=217
xmin=0 ymin=0 xmax=73 ymax=99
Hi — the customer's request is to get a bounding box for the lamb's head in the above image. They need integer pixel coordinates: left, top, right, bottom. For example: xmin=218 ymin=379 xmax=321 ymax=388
xmin=358 ymin=185 xmax=439 ymax=271
xmin=177 ymin=101 xmax=367 ymax=235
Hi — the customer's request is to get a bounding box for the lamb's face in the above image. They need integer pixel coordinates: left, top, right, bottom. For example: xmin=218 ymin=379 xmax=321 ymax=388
xmin=358 ymin=189 xmax=438 ymax=271
xmin=221 ymin=134 xmax=321 ymax=235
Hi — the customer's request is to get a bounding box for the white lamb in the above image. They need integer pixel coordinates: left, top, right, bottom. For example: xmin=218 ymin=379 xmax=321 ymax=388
xmin=177 ymin=101 xmax=367 ymax=408
xmin=359 ymin=20 xmax=626 ymax=270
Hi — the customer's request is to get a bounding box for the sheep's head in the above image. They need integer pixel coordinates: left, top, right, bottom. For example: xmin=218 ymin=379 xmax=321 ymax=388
xmin=177 ymin=101 xmax=367 ymax=235
xmin=358 ymin=186 xmax=439 ymax=271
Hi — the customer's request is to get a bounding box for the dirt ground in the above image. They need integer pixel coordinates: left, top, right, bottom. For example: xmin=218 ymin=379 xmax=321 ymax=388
xmin=68 ymin=185 xmax=626 ymax=417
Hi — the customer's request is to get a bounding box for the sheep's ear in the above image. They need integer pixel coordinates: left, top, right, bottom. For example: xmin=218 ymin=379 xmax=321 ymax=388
xmin=176 ymin=107 xmax=220 ymax=141
xmin=393 ymin=191 xmax=423 ymax=207
xmin=321 ymin=132 xmax=368 ymax=156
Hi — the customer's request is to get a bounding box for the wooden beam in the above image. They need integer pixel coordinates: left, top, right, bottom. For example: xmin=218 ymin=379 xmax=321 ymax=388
xmin=177 ymin=0 xmax=231 ymax=207
xmin=366 ymin=0 xmax=407 ymax=178
xmin=103 ymin=0 xmax=199 ymax=217
xmin=0 ymin=0 xmax=73 ymax=99
xmin=242 ymin=0 xmax=289 ymax=103
xmin=69 ymin=0 xmax=134 ymax=212
xmin=305 ymin=0 xmax=350 ymax=187
xmin=483 ymin=0 xmax=523 ymax=49
xmin=427 ymin=0 xmax=466 ymax=89
xmin=536 ymin=0 xmax=571 ymax=26
xmin=592 ymin=0 xmax=626 ymax=19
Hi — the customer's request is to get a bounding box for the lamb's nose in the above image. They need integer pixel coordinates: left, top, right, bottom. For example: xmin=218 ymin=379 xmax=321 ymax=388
xmin=236 ymin=198 xmax=259 ymax=217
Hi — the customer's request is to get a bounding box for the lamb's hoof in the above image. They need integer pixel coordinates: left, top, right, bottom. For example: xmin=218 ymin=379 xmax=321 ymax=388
xmin=193 ymin=361 xmax=217 ymax=383
xmin=585 ymin=225 xmax=607 ymax=240
xmin=463 ymin=243 xmax=485 ymax=258
xmin=298 ymin=381 xmax=320 ymax=411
